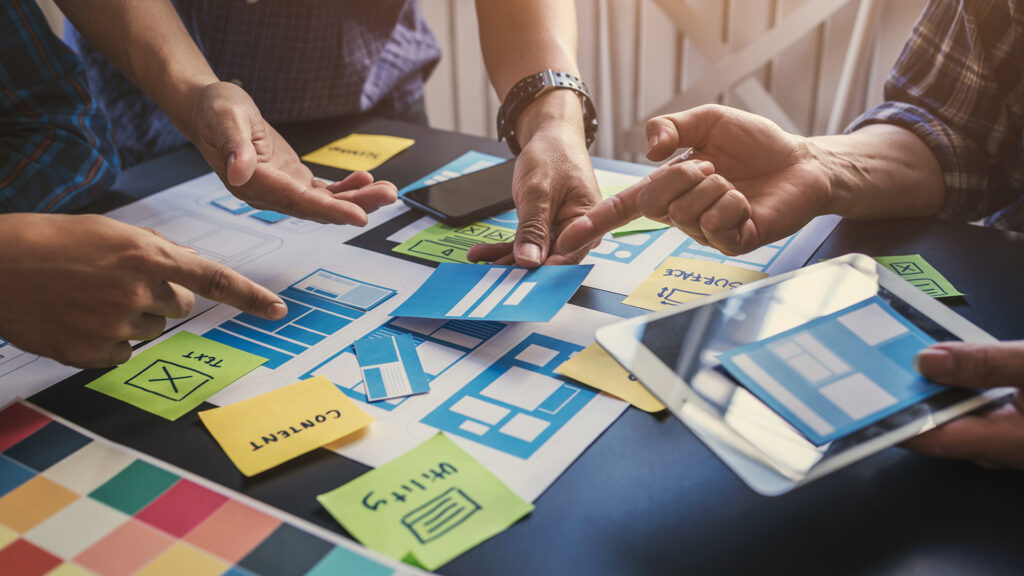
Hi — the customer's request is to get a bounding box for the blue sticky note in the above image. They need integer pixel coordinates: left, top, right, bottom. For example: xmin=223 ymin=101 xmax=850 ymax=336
xmin=354 ymin=333 xmax=429 ymax=402
xmin=392 ymin=264 xmax=592 ymax=322
xmin=718 ymin=296 xmax=943 ymax=445
xmin=250 ymin=210 xmax=289 ymax=223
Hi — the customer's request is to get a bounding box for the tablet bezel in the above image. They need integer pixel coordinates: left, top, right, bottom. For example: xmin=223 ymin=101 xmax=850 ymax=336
xmin=596 ymin=253 xmax=1013 ymax=495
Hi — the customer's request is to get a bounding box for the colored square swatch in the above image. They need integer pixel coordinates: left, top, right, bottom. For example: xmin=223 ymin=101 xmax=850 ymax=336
xmin=88 ymin=460 xmax=178 ymax=515
xmin=0 ymin=403 xmax=51 ymax=451
xmin=43 ymin=562 xmax=94 ymax=576
xmin=0 ymin=455 xmax=35 ymax=498
xmin=4 ymin=422 xmax=91 ymax=472
xmin=43 ymin=440 xmax=135 ymax=495
xmin=136 ymin=480 xmax=227 ymax=538
xmin=24 ymin=497 xmax=127 ymax=559
xmin=184 ymin=500 xmax=280 ymax=563
xmin=74 ymin=519 xmax=173 ymax=576
xmin=306 ymin=546 xmax=394 ymax=576
xmin=238 ymin=524 xmax=333 ymax=576
xmin=135 ymin=542 xmax=228 ymax=576
xmin=0 ymin=522 xmax=17 ymax=550
xmin=0 ymin=539 xmax=61 ymax=576
xmin=0 ymin=476 xmax=78 ymax=533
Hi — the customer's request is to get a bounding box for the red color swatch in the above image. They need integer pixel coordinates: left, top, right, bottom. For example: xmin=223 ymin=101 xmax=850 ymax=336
xmin=136 ymin=480 xmax=228 ymax=538
xmin=0 ymin=539 xmax=62 ymax=576
xmin=0 ymin=403 xmax=50 ymax=452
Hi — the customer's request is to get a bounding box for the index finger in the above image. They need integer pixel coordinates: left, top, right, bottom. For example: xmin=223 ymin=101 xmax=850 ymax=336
xmin=555 ymin=179 xmax=644 ymax=255
xmin=157 ymin=252 xmax=286 ymax=320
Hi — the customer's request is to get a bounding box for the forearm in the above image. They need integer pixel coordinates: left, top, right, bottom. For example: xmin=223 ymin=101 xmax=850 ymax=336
xmin=475 ymin=0 xmax=584 ymax=143
xmin=55 ymin=0 xmax=217 ymax=141
xmin=813 ymin=123 xmax=945 ymax=220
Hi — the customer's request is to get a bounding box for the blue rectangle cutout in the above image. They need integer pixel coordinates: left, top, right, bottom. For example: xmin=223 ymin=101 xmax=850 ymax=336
xmin=392 ymin=263 xmax=592 ymax=322
xmin=354 ymin=333 xmax=430 ymax=402
xmin=250 ymin=210 xmax=288 ymax=223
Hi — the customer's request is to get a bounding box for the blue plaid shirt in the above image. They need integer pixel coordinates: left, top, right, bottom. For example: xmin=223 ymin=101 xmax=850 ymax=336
xmin=0 ymin=0 xmax=118 ymax=213
xmin=68 ymin=0 xmax=441 ymax=167
xmin=849 ymin=0 xmax=1024 ymax=231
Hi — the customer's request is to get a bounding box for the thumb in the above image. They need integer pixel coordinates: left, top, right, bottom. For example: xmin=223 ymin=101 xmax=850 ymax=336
xmin=222 ymin=117 xmax=258 ymax=188
xmin=512 ymin=195 xmax=552 ymax=268
xmin=914 ymin=341 xmax=1024 ymax=389
xmin=646 ymin=104 xmax=725 ymax=161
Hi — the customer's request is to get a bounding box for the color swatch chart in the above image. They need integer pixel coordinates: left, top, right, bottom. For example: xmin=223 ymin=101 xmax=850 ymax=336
xmin=204 ymin=269 xmax=397 ymax=370
xmin=303 ymin=317 xmax=506 ymax=411
xmin=0 ymin=402 xmax=404 ymax=576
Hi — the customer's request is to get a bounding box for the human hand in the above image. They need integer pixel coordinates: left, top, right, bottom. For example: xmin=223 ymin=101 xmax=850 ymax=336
xmin=189 ymin=82 xmax=398 ymax=225
xmin=0 ymin=213 xmax=286 ymax=369
xmin=902 ymin=342 xmax=1024 ymax=469
xmin=558 ymin=104 xmax=831 ymax=257
xmin=467 ymin=93 xmax=601 ymax=267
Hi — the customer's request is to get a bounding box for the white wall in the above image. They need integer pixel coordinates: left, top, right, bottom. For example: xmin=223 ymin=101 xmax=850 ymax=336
xmin=421 ymin=0 xmax=927 ymax=162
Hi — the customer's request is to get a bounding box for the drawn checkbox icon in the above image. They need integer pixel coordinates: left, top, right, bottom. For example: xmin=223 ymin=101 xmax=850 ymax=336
xmin=125 ymin=360 xmax=212 ymax=401
xmin=890 ymin=262 xmax=923 ymax=276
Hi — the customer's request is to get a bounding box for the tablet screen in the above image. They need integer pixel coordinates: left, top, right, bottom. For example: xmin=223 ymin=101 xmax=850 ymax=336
xmin=635 ymin=261 xmax=974 ymax=465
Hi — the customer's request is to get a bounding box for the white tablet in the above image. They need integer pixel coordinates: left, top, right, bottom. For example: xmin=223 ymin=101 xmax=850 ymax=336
xmin=596 ymin=254 xmax=1013 ymax=495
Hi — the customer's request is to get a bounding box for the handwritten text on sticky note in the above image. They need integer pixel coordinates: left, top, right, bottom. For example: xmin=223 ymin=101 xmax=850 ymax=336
xmin=198 ymin=376 xmax=373 ymax=476
xmin=623 ymin=257 xmax=768 ymax=311
xmin=317 ymin=433 xmax=532 ymax=570
xmin=86 ymin=331 xmax=266 ymax=421
xmin=302 ymin=133 xmax=415 ymax=172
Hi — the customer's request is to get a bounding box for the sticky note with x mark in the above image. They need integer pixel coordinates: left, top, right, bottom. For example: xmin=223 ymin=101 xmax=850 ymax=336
xmin=86 ymin=331 xmax=267 ymax=420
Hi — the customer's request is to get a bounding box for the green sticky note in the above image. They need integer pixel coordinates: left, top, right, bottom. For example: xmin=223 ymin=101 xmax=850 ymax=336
xmin=86 ymin=331 xmax=267 ymax=420
xmin=875 ymin=254 xmax=965 ymax=298
xmin=317 ymin=433 xmax=533 ymax=571
xmin=393 ymin=220 xmax=516 ymax=264
xmin=600 ymin=184 xmax=669 ymax=236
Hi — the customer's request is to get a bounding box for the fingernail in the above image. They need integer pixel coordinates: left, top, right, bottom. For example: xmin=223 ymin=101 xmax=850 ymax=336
xmin=179 ymin=245 xmax=199 ymax=255
xmin=647 ymin=132 xmax=659 ymax=152
xmin=267 ymin=301 xmax=287 ymax=319
xmin=518 ymin=243 xmax=542 ymax=264
xmin=914 ymin=348 xmax=952 ymax=379
xmin=696 ymin=160 xmax=715 ymax=176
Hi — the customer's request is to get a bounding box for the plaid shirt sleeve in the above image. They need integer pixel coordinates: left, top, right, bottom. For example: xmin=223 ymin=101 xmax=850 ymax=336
xmin=0 ymin=0 xmax=118 ymax=213
xmin=847 ymin=0 xmax=1024 ymax=224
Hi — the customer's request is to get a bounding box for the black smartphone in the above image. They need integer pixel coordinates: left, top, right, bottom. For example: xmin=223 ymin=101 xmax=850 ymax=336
xmin=401 ymin=160 xmax=516 ymax=226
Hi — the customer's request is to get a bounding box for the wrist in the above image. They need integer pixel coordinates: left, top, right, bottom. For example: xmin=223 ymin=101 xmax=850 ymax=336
xmin=514 ymin=89 xmax=587 ymax=149
xmin=806 ymin=136 xmax=853 ymax=217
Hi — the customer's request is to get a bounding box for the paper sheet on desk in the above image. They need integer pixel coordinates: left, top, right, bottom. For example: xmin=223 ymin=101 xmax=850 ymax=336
xmin=874 ymin=254 xmax=965 ymax=298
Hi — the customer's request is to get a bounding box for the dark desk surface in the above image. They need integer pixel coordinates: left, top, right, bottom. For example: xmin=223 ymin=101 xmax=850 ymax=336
xmin=34 ymin=117 xmax=1024 ymax=576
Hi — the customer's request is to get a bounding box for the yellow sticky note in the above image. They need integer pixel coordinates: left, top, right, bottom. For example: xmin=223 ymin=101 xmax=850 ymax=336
xmin=624 ymin=257 xmax=768 ymax=311
xmin=302 ymin=133 xmax=415 ymax=171
xmin=555 ymin=343 xmax=664 ymax=412
xmin=198 ymin=376 xmax=373 ymax=476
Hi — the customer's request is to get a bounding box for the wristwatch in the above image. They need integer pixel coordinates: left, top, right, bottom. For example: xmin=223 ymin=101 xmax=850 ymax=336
xmin=496 ymin=69 xmax=598 ymax=156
